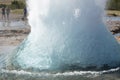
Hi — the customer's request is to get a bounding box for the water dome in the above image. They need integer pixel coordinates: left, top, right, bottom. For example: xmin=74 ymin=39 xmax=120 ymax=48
xmin=9 ymin=0 xmax=120 ymax=71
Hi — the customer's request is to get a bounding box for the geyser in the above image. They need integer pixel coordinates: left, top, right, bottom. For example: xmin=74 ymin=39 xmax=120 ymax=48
xmin=10 ymin=0 xmax=120 ymax=71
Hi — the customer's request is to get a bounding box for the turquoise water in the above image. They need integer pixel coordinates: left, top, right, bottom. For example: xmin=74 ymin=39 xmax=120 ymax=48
xmin=8 ymin=0 xmax=120 ymax=71
xmin=0 ymin=0 xmax=120 ymax=79
xmin=0 ymin=17 xmax=120 ymax=79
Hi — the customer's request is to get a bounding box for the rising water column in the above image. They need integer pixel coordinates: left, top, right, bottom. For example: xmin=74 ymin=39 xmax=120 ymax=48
xmin=10 ymin=0 xmax=120 ymax=71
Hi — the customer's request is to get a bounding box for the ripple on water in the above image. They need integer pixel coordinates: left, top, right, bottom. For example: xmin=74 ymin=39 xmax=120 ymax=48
xmin=0 ymin=67 xmax=119 ymax=80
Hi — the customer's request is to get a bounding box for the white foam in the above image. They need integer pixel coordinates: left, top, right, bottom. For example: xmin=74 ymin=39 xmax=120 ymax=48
xmin=1 ymin=67 xmax=120 ymax=77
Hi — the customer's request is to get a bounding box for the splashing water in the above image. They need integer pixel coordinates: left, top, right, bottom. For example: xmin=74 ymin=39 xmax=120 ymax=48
xmin=0 ymin=67 xmax=120 ymax=78
xmin=8 ymin=0 xmax=120 ymax=71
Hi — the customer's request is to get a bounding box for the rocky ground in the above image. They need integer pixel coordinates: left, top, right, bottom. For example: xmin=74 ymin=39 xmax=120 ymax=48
xmin=106 ymin=20 xmax=120 ymax=42
xmin=107 ymin=21 xmax=120 ymax=34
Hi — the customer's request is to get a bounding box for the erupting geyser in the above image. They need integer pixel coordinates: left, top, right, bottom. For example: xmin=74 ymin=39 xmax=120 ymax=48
xmin=10 ymin=0 xmax=120 ymax=71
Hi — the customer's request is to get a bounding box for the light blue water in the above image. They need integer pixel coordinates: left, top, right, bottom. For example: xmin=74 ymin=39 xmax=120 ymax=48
xmin=0 ymin=21 xmax=28 ymax=28
xmin=7 ymin=0 xmax=120 ymax=71
xmin=106 ymin=17 xmax=120 ymax=21
xmin=0 ymin=0 xmax=120 ymax=80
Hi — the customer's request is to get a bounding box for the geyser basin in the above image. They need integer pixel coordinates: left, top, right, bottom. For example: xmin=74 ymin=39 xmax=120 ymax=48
xmin=9 ymin=0 xmax=120 ymax=71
